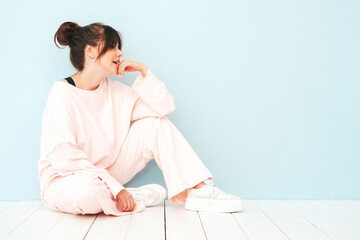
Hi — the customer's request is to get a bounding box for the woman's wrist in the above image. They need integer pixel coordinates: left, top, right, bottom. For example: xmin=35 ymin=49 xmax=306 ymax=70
xmin=140 ymin=64 xmax=149 ymax=77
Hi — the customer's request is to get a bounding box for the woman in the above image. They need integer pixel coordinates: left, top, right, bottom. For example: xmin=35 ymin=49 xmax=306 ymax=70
xmin=38 ymin=21 xmax=243 ymax=216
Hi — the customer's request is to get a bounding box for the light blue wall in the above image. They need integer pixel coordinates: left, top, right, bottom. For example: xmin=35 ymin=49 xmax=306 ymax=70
xmin=0 ymin=0 xmax=359 ymax=201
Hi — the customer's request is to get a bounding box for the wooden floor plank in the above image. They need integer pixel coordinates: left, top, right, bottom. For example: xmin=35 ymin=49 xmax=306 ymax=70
xmin=0 ymin=201 xmax=42 ymax=239
xmin=0 ymin=202 xmax=15 ymax=215
xmin=281 ymin=200 xmax=360 ymax=240
xmin=6 ymin=203 xmax=65 ymax=240
xmin=165 ymin=200 xmax=206 ymax=240
xmin=84 ymin=213 xmax=131 ymax=240
xmin=198 ymin=211 xmax=248 ymax=240
xmin=254 ymin=200 xmax=333 ymax=240
xmin=340 ymin=200 xmax=360 ymax=211
xmin=124 ymin=201 xmax=165 ymax=240
xmin=232 ymin=200 xmax=289 ymax=240
xmin=42 ymin=211 xmax=97 ymax=240
xmin=0 ymin=202 xmax=14 ymax=207
xmin=1 ymin=200 xmax=359 ymax=240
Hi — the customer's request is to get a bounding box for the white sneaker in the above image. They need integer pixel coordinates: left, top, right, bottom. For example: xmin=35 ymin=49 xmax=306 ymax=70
xmin=185 ymin=178 xmax=243 ymax=213
xmin=126 ymin=184 xmax=167 ymax=207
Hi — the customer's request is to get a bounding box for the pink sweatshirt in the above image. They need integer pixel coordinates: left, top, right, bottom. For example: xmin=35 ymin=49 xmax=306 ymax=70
xmin=38 ymin=69 xmax=175 ymax=201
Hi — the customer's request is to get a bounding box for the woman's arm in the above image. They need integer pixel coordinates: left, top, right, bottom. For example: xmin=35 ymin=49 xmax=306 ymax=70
xmin=116 ymin=59 xmax=175 ymax=120
xmin=130 ymin=68 xmax=176 ymax=121
xmin=40 ymin=91 xmax=125 ymax=200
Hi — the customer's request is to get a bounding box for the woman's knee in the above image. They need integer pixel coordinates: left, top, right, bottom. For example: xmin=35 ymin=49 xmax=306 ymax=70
xmin=75 ymin=186 xmax=103 ymax=214
xmin=73 ymin=172 xmax=109 ymax=214
xmin=49 ymin=172 xmax=107 ymax=215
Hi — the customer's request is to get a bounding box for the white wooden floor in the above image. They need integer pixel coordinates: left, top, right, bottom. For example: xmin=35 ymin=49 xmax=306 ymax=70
xmin=0 ymin=199 xmax=359 ymax=240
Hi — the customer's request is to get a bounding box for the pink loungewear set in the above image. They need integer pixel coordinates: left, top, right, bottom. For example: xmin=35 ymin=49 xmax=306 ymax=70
xmin=38 ymin=69 xmax=214 ymax=216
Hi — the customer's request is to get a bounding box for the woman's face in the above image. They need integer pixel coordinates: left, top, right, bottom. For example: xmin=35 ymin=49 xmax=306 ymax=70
xmin=94 ymin=42 xmax=123 ymax=75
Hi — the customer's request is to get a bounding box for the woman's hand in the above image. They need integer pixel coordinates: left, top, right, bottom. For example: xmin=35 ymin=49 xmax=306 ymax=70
xmin=117 ymin=59 xmax=149 ymax=77
xmin=116 ymin=189 xmax=137 ymax=212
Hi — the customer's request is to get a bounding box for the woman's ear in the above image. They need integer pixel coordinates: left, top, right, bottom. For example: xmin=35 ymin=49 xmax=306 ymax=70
xmin=85 ymin=45 xmax=96 ymax=60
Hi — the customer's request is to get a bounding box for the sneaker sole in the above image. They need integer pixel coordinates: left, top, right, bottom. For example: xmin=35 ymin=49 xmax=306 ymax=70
xmin=185 ymin=198 xmax=243 ymax=213
xmin=127 ymin=184 xmax=167 ymax=207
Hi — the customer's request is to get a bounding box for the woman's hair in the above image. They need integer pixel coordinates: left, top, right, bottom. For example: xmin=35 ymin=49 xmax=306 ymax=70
xmin=54 ymin=21 xmax=123 ymax=72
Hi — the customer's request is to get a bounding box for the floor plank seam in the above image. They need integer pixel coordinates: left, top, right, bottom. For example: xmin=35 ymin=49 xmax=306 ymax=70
xmin=41 ymin=211 xmax=66 ymax=240
xmin=0 ymin=202 xmax=15 ymax=215
xmin=197 ymin=211 xmax=208 ymax=240
xmin=3 ymin=202 xmax=43 ymax=239
xmin=294 ymin=209 xmax=336 ymax=240
xmin=163 ymin=200 xmax=167 ymax=240
xmin=254 ymin=201 xmax=292 ymax=240
xmin=123 ymin=212 xmax=132 ymax=240
xmin=83 ymin=213 xmax=99 ymax=240
xmin=231 ymin=213 xmax=250 ymax=240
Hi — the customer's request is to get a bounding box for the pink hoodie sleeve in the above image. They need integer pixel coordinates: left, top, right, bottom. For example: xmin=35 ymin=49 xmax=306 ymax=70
xmin=41 ymin=90 xmax=125 ymax=200
xmin=130 ymin=69 xmax=176 ymax=121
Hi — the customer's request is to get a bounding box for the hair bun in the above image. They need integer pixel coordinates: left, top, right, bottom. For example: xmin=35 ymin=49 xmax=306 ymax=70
xmin=54 ymin=21 xmax=81 ymax=48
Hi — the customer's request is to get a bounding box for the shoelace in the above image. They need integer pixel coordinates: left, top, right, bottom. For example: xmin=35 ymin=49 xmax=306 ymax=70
xmin=128 ymin=189 xmax=150 ymax=205
xmin=202 ymin=178 xmax=226 ymax=203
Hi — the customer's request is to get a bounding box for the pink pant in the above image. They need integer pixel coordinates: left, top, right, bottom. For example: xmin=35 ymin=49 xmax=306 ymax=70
xmin=42 ymin=116 xmax=214 ymax=216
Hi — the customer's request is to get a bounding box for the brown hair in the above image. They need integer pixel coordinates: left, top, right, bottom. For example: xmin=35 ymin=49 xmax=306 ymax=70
xmin=54 ymin=21 xmax=123 ymax=72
